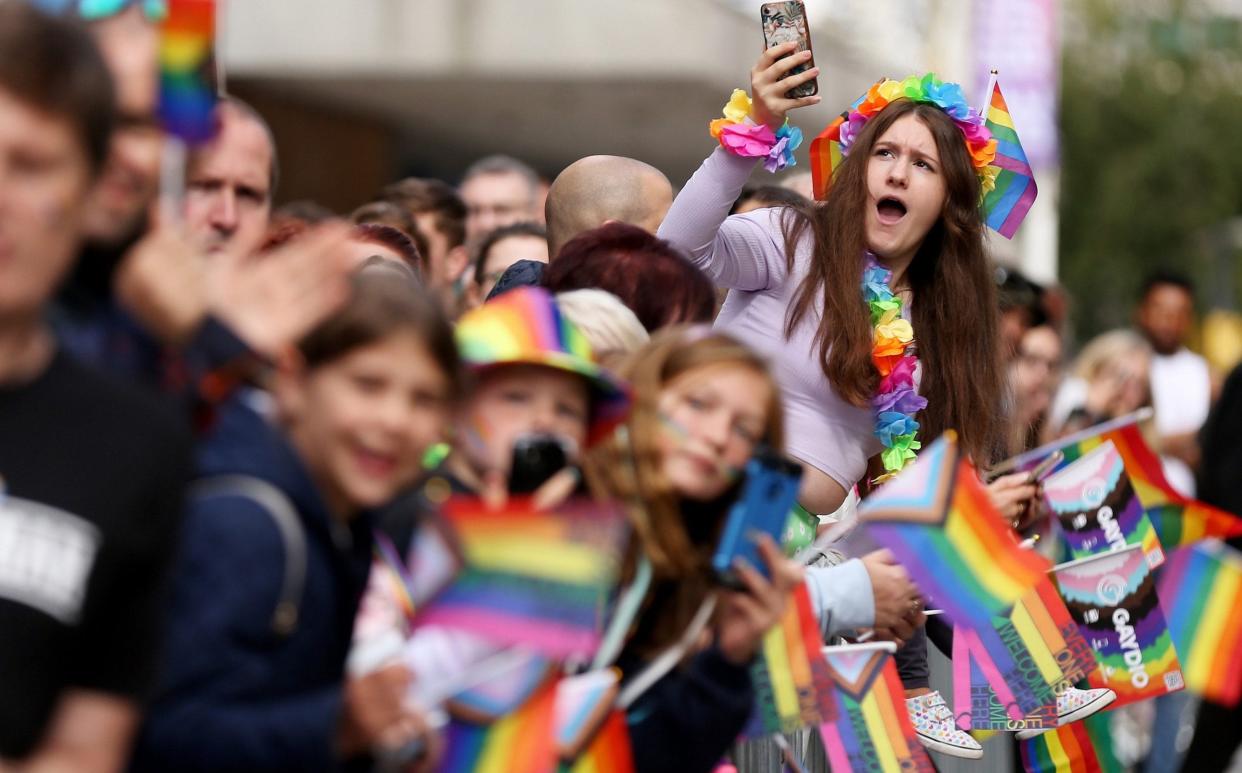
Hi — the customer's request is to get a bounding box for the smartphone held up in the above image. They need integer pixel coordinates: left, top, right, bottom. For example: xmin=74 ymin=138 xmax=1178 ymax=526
xmin=711 ymin=448 xmax=804 ymax=590
xmin=760 ymin=1 xmax=818 ymax=99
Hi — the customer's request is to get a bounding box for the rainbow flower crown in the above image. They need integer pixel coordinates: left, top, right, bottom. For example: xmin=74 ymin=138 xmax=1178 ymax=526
xmin=812 ymin=73 xmax=1000 ymax=199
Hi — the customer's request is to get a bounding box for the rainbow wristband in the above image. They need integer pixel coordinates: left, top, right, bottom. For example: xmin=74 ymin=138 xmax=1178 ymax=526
xmin=709 ymin=89 xmax=803 ymax=173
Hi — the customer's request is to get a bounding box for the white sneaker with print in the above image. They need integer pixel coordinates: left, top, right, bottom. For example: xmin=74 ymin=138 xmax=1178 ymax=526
xmin=1015 ymin=686 xmax=1117 ymax=740
xmin=906 ymin=690 xmax=984 ymax=759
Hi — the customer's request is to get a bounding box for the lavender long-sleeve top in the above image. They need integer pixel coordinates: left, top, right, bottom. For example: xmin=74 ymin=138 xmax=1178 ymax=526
xmin=658 ymin=148 xmax=880 ymax=491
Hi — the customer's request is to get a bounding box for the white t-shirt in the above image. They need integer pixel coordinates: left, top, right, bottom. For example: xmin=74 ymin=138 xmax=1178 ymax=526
xmin=1150 ymin=348 xmax=1211 ymax=437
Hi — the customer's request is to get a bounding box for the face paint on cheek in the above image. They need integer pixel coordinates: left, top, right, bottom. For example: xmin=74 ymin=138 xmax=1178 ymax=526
xmin=458 ymin=414 xmax=499 ymax=467
xmin=656 ymin=410 xmax=690 ymax=443
xmin=657 ymin=410 xmax=744 ymax=484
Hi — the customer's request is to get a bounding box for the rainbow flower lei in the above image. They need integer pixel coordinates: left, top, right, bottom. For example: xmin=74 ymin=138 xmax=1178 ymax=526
xmin=833 ymin=74 xmax=1001 ymax=197
xmin=709 ymin=89 xmax=803 ymax=173
xmin=863 ymin=253 xmax=927 ymax=481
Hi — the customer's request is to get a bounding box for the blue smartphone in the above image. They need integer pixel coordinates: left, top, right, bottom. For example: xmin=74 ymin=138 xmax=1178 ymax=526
xmin=711 ymin=449 xmax=804 ymax=589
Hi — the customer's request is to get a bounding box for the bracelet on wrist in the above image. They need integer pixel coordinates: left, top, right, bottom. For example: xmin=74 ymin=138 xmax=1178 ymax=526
xmin=708 ymin=89 xmax=803 ymax=172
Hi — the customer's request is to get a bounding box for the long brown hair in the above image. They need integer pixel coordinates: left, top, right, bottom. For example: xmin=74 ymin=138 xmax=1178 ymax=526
xmin=584 ymin=327 xmax=784 ymax=652
xmin=784 ymin=99 xmax=1004 ymax=465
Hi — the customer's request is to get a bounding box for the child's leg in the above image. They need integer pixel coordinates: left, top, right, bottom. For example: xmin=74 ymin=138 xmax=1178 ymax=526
xmin=895 ymin=626 xmax=930 ymax=695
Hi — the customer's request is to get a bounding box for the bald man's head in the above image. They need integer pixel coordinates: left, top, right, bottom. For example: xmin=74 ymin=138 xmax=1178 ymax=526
xmin=545 ymin=155 xmax=673 ymax=259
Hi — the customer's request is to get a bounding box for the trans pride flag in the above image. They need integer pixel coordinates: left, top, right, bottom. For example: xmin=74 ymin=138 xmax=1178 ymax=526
xmin=1157 ymin=540 xmax=1242 ymax=706
xmin=998 ymin=411 xmax=1242 ymax=549
xmin=980 ymin=79 xmax=1038 ymax=238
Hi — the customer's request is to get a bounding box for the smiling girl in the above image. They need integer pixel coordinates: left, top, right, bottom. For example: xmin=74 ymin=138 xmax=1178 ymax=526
xmin=132 ymin=274 xmax=461 ymax=772
xmin=586 ymin=328 xmax=803 ymax=773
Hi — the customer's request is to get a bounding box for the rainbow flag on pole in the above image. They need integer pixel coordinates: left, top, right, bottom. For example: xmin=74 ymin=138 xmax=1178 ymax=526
xmin=859 ymin=433 xmax=1050 ymax=630
xmin=745 ymin=583 xmax=837 ymax=736
xmin=1157 ymin=540 xmax=1242 ymax=706
xmin=158 ymin=0 xmax=217 ymax=143
xmin=818 ymin=642 xmax=933 ymax=773
xmin=415 ymin=497 xmax=629 ymax=660
xmin=999 ymin=411 xmax=1242 ymax=549
xmin=980 ymin=78 xmax=1037 ymax=239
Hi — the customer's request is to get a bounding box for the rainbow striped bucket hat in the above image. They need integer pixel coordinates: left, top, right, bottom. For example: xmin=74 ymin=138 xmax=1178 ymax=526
xmin=455 ymin=287 xmax=631 ymax=445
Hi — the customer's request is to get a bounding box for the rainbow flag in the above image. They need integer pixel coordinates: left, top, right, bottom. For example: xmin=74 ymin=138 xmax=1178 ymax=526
xmin=559 ymin=710 xmax=634 ymax=773
xmin=553 ymin=669 xmax=632 ymax=771
xmin=159 ymin=0 xmax=217 ymax=143
xmin=439 ymin=677 xmax=559 ymax=773
xmin=1042 ymin=441 xmax=1164 ymax=568
xmin=1157 ymin=540 xmax=1242 ymax=706
xmin=953 ymin=579 xmax=1096 ymax=731
xmin=818 ymin=642 xmax=933 ymax=773
xmin=859 ymin=432 xmax=1050 ymax=631
xmin=745 ymin=583 xmax=837 ymax=736
xmin=415 ymin=497 xmax=629 ymax=660
xmin=980 ymin=80 xmax=1037 ymax=239
xmin=1000 ymin=412 xmax=1242 ymax=549
xmin=1018 ymin=721 xmax=1103 ymax=773
xmin=1052 ymin=546 xmax=1184 ymax=707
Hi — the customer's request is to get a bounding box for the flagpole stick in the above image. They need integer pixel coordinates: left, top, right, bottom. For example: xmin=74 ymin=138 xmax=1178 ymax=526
xmin=979 ymin=68 xmax=998 ymax=116
xmin=214 ymin=0 xmax=227 ymax=96
xmin=159 ymin=136 xmax=187 ymax=225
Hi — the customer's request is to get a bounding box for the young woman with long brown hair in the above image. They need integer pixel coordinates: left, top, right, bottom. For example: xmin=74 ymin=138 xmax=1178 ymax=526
xmin=656 ymin=44 xmax=1009 ymax=757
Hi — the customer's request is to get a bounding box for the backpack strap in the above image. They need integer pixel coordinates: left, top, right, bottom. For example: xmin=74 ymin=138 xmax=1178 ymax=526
xmin=192 ymin=475 xmax=307 ymax=638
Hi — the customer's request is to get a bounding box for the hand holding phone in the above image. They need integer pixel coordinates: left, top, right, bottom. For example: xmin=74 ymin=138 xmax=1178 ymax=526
xmin=760 ymin=2 xmax=818 ymax=99
xmin=712 ymin=448 xmax=803 ymax=590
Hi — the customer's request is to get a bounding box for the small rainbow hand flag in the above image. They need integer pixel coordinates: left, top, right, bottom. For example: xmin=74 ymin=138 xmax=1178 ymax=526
xmin=980 ymin=79 xmax=1037 ymax=239
xmin=1018 ymin=722 xmax=1104 ymax=773
xmin=414 ymin=497 xmax=629 ymax=661
xmin=1157 ymin=540 xmax=1242 ymax=707
xmin=439 ymin=676 xmax=559 ymax=773
xmin=554 ymin=669 xmax=633 ymax=772
xmin=859 ymin=432 xmax=1050 ymax=631
xmin=744 ymin=583 xmax=837 ymax=736
xmin=158 ymin=0 xmax=218 ymax=143
xmin=818 ymin=642 xmax=933 ymax=773
xmin=559 ymin=709 xmax=633 ymax=773
xmin=999 ymin=412 xmax=1242 ymax=550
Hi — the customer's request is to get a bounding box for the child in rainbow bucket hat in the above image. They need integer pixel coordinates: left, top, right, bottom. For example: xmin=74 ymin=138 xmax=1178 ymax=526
xmin=450 ymin=285 xmax=631 ymax=484
xmin=351 ymin=288 xmax=632 ymax=705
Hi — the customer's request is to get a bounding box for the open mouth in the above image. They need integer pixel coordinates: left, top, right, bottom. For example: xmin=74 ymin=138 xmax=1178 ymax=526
xmin=876 ymin=197 xmax=907 ymax=225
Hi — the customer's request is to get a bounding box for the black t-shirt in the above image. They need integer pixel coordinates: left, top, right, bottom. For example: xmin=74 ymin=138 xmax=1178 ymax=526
xmin=0 ymin=349 xmax=190 ymax=760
